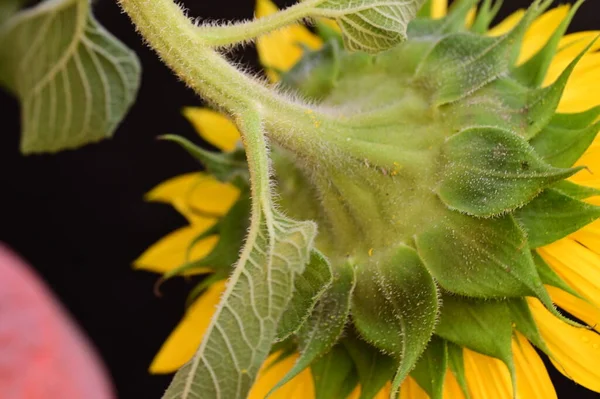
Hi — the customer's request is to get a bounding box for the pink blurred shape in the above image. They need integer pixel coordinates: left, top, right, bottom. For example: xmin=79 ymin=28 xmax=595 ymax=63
xmin=0 ymin=243 xmax=115 ymax=399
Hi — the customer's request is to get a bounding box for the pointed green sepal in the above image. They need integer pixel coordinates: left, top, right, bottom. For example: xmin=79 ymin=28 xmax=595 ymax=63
xmin=160 ymin=135 xmax=249 ymax=184
xmin=446 ymin=342 xmax=471 ymax=399
xmin=507 ymin=298 xmax=550 ymax=356
xmin=162 ymin=195 xmax=251 ymax=279
xmin=552 ymin=180 xmax=600 ymax=200
xmin=530 ymin=122 xmax=600 ymax=169
xmin=439 ymin=127 xmax=577 ymax=217
xmin=281 ymin=39 xmax=341 ymax=100
xmin=315 ymin=20 xmax=344 ymax=45
xmin=417 ymin=1 xmax=543 ymax=105
xmin=524 ymin=35 xmax=599 ymax=139
xmin=185 ymin=274 xmax=226 ymax=307
xmin=532 ymin=251 xmax=582 ymax=299
xmin=407 ymin=0 xmax=478 ymax=38
xmin=276 ymin=251 xmax=333 ymax=341
xmin=469 ymin=0 xmax=503 ymax=34
xmin=268 ymin=262 xmax=356 ymax=397
xmin=351 ymin=245 xmax=439 ymax=397
xmin=515 ymin=188 xmax=600 ymax=248
xmin=416 ymin=0 xmax=434 ymax=18
xmin=514 ymin=0 xmax=584 ymax=87
xmin=416 ymin=210 xmax=545 ymax=298
xmin=435 ymin=295 xmax=516 ymax=394
xmin=343 ymin=330 xmax=396 ymax=399
xmin=311 ymin=345 xmax=359 ymax=399
xmin=410 ymin=336 xmax=447 ymax=399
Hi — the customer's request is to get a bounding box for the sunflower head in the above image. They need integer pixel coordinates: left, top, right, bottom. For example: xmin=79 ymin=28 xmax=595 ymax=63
xmin=126 ymin=0 xmax=600 ymax=397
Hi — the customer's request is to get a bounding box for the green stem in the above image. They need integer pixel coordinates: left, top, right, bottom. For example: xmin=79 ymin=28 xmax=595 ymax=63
xmin=118 ymin=0 xmax=281 ymax=112
xmin=118 ymin=0 xmax=339 ymax=164
xmin=197 ymin=0 xmax=319 ymax=46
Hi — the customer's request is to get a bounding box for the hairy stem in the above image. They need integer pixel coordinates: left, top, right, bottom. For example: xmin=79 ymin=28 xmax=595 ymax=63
xmin=119 ymin=0 xmax=340 ymax=165
xmin=197 ymin=0 xmax=319 ymax=46
xmin=118 ymin=0 xmax=283 ymax=112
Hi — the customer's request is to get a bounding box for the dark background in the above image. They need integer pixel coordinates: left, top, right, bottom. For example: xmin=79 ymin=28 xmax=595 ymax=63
xmin=1 ymin=0 xmax=599 ymax=397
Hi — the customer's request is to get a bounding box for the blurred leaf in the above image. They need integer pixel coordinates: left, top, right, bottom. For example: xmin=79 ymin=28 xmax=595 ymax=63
xmin=0 ymin=0 xmax=141 ymax=153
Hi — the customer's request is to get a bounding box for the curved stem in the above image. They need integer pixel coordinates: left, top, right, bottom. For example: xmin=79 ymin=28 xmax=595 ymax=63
xmin=119 ymin=0 xmax=283 ymax=112
xmin=197 ymin=0 xmax=319 ymax=46
xmin=119 ymin=0 xmax=340 ymax=165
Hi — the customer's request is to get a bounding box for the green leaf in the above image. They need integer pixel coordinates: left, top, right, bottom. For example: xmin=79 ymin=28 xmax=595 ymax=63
xmin=410 ymin=336 xmax=447 ymax=399
xmin=0 ymin=0 xmax=141 ymax=153
xmin=515 ymin=188 xmax=600 ymax=248
xmin=446 ymin=342 xmax=471 ymax=399
xmin=311 ymin=345 xmax=358 ymax=399
xmin=164 ymin=207 xmax=317 ymax=399
xmin=507 ymin=298 xmax=550 ymax=355
xmin=276 ymin=250 xmax=333 ymax=341
xmin=416 ymin=210 xmax=545 ymax=298
xmin=351 ymin=245 xmax=439 ymax=397
xmin=268 ymin=261 xmax=355 ymax=396
xmin=435 ymin=294 xmax=515 ymax=392
xmin=162 ymin=111 xmax=317 ymax=399
xmin=0 ymin=0 xmax=27 ymax=25
xmin=343 ymin=330 xmax=396 ymax=399
xmin=161 ymin=135 xmax=249 ymax=184
xmin=314 ymin=0 xmax=426 ymax=53
xmin=552 ymin=180 xmax=600 ymax=200
xmin=438 ymin=127 xmax=578 ymax=217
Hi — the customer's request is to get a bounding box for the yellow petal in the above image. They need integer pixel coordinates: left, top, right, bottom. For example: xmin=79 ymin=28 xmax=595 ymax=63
xmin=374 ymin=382 xmax=393 ymax=399
xmin=512 ymin=333 xmax=557 ymax=399
xmin=150 ymin=281 xmax=226 ymax=373
xmin=518 ymin=5 xmax=571 ymax=65
xmin=571 ymin=146 xmax=600 ymax=188
xmin=348 ymin=382 xmax=393 ymax=399
xmin=255 ymin=0 xmax=322 ymax=82
xmin=487 ymin=10 xmax=525 ymax=37
xmin=545 ymin=32 xmax=600 ymax=86
xmin=463 ymin=348 xmax=512 ymax=399
xmin=431 ymin=0 xmax=447 ymax=20
xmin=570 ymin=219 xmax=600 ymax=257
xmin=399 ymin=376 xmax=428 ymax=399
xmin=464 ymin=7 xmax=476 ymax=29
xmin=182 ymin=107 xmax=241 ymax=152
xmin=134 ymin=222 xmax=218 ymax=274
xmin=248 ymin=353 xmax=315 ymax=399
xmin=529 ymin=298 xmax=600 ymax=393
xmin=443 ymin=370 xmax=466 ymax=399
xmin=146 ymin=172 xmax=240 ymax=222
xmin=552 ymin=52 xmax=600 ymax=113
xmin=538 ymin=239 xmax=600 ymax=310
xmin=558 ymin=31 xmax=600 ymax=54
xmin=548 ymin=285 xmax=600 ymax=333
xmin=186 ymin=175 xmax=240 ymax=216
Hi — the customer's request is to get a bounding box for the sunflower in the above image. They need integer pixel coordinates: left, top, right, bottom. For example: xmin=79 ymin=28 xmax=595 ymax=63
xmin=135 ymin=0 xmax=600 ymax=397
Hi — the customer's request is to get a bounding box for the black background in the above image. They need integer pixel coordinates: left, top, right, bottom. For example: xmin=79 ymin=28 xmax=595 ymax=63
xmin=1 ymin=0 xmax=599 ymax=397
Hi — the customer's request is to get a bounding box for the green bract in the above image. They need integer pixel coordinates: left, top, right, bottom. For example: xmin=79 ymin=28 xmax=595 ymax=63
xmin=118 ymin=0 xmax=600 ymax=398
